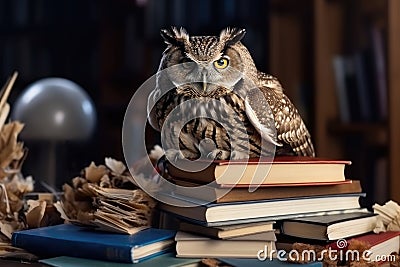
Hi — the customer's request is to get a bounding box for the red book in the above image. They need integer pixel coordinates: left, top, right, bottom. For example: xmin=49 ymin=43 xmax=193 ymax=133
xmin=277 ymin=231 xmax=400 ymax=264
xmin=330 ymin=231 xmax=400 ymax=263
xmin=167 ymin=156 xmax=351 ymax=186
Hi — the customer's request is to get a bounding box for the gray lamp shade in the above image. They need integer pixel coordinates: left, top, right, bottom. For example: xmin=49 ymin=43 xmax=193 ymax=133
xmin=12 ymin=78 xmax=96 ymax=141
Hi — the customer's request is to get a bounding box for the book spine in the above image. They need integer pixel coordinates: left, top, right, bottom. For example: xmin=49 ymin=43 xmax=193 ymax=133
xmin=370 ymin=24 xmax=388 ymax=121
xmin=332 ymin=55 xmax=351 ymax=123
xmin=11 ymin=233 xmax=133 ymax=263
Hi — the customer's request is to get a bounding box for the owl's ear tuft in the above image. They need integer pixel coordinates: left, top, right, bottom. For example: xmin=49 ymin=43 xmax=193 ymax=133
xmin=160 ymin=27 xmax=189 ymax=46
xmin=219 ymin=27 xmax=246 ymax=47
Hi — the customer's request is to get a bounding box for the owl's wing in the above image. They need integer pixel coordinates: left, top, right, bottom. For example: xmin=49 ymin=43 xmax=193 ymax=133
xmin=245 ymin=74 xmax=315 ymax=157
xmin=147 ymin=70 xmax=177 ymax=132
xmin=147 ymin=87 xmax=162 ymax=131
xmin=244 ymin=88 xmax=281 ymax=148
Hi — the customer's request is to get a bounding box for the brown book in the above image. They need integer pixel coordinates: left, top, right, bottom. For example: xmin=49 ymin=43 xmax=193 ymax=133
xmin=172 ymin=179 xmax=362 ymax=203
xmin=167 ymin=156 xmax=351 ymax=185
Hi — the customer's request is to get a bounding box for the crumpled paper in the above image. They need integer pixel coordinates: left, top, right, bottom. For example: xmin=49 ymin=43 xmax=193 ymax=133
xmin=0 ymin=73 xmax=34 ymax=241
xmin=373 ymin=200 xmax=400 ymax=233
xmin=56 ymin=157 xmax=157 ymax=234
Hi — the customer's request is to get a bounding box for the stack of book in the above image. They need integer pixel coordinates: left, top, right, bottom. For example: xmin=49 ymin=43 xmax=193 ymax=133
xmin=157 ymin=156 xmax=379 ymax=261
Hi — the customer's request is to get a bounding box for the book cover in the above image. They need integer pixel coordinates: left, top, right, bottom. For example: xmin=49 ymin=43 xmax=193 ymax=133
xmin=40 ymin=253 xmax=201 ymax=267
xmin=281 ymin=212 xmax=378 ymax=240
xmin=12 ymin=224 xmax=176 ymax=263
xmin=166 ymin=156 xmax=351 ymax=185
xmin=173 ymin=179 xmax=361 ymax=203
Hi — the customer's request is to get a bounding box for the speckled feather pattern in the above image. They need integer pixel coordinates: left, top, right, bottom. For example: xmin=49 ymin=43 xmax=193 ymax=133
xmin=148 ymin=27 xmax=315 ymax=159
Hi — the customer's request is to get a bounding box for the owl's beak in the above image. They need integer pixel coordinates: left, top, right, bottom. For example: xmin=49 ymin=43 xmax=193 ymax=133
xmin=202 ymin=71 xmax=207 ymax=91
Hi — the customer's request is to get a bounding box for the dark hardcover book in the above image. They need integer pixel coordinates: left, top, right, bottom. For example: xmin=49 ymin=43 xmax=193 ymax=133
xmin=281 ymin=212 xmax=378 ymax=241
xmin=12 ymin=224 xmax=176 ymax=263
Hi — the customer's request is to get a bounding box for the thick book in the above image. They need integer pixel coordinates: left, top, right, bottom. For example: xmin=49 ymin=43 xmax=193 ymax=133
xmin=175 ymin=231 xmax=276 ymax=258
xmin=330 ymin=231 xmax=400 ymax=263
xmin=277 ymin=231 xmax=400 ymax=263
xmin=281 ymin=212 xmax=378 ymax=241
xmin=167 ymin=156 xmax=351 ymax=185
xmin=11 ymin=224 xmax=176 ymax=263
xmin=179 ymin=220 xmax=275 ymax=239
xmin=348 ymin=231 xmax=400 ymax=262
xmin=173 ymin=179 xmax=361 ymax=203
xmin=40 ymin=253 xmax=201 ymax=267
xmin=158 ymin=193 xmax=364 ymax=225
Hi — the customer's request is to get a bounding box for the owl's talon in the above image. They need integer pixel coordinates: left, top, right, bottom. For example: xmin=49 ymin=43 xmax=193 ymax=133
xmin=208 ymin=149 xmax=230 ymax=160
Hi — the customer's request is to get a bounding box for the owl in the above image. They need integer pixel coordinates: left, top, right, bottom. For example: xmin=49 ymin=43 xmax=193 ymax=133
xmin=147 ymin=27 xmax=315 ymax=160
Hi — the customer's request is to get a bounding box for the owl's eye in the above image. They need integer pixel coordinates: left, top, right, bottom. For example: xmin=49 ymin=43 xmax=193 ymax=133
xmin=213 ymin=57 xmax=229 ymax=69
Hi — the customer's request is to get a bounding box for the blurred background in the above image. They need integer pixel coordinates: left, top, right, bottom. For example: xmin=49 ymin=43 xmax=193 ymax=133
xmin=1 ymin=0 xmax=399 ymax=206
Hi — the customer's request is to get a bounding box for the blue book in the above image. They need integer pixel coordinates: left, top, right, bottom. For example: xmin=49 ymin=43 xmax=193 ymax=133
xmin=12 ymin=224 xmax=176 ymax=263
xmin=219 ymin=258 xmax=323 ymax=267
xmin=40 ymin=253 xmax=200 ymax=267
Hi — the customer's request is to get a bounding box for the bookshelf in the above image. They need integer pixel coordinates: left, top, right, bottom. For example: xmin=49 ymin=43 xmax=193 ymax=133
xmin=312 ymin=0 xmax=400 ymax=204
xmin=268 ymin=0 xmax=400 ymax=205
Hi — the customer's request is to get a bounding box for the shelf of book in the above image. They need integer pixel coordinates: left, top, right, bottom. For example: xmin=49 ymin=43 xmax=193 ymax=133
xmin=313 ymin=0 xmax=400 ymax=203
